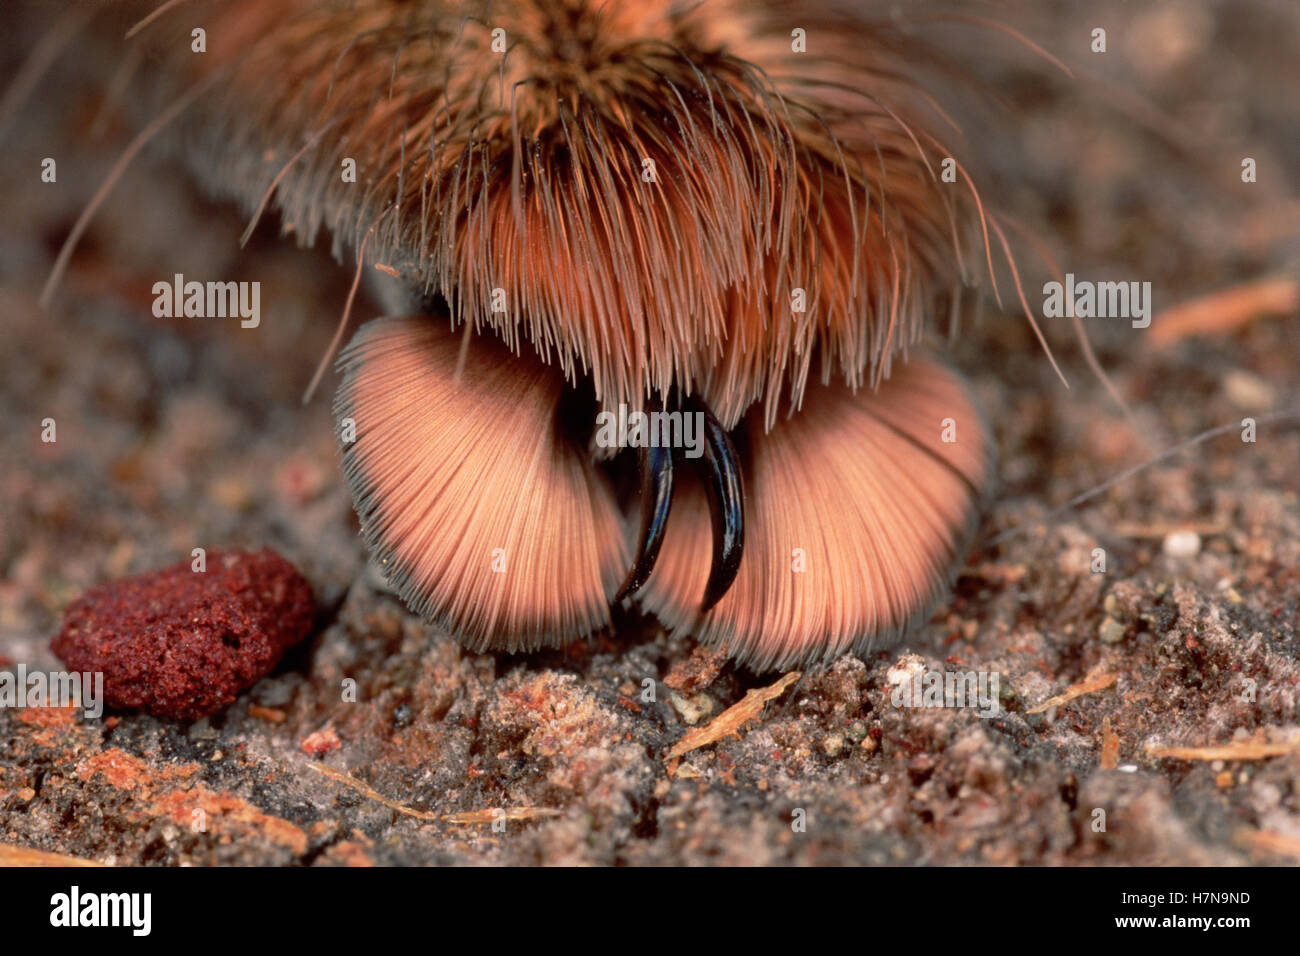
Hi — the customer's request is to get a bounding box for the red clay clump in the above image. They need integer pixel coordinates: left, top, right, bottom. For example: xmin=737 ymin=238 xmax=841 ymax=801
xmin=52 ymin=549 xmax=314 ymax=720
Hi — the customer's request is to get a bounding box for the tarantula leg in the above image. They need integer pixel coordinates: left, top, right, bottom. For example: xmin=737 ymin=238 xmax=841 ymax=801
xmin=334 ymin=316 xmax=627 ymax=653
xmin=615 ymin=400 xmax=675 ymax=603
xmin=638 ymin=357 xmax=991 ymax=671
xmin=689 ymin=397 xmax=745 ymax=612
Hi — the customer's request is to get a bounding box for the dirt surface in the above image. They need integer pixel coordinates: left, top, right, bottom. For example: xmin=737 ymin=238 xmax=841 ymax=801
xmin=2 ymin=1 xmax=1298 ymax=865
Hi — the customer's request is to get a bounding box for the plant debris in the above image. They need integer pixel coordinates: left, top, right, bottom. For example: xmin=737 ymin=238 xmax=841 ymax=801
xmin=306 ymin=763 xmax=561 ymax=826
xmin=665 ymin=671 xmax=801 ymax=772
xmin=1027 ymin=669 xmax=1118 ymax=714
xmin=1145 ymin=737 xmax=1298 ymax=762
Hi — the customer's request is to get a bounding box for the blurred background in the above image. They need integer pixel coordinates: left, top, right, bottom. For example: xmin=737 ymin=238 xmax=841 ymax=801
xmin=0 ymin=0 xmax=1297 ymax=865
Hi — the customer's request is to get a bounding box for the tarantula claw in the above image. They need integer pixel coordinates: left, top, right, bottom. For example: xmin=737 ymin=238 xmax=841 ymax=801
xmin=615 ymin=401 xmax=675 ymax=603
xmin=689 ymin=397 xmax=745 ymax=612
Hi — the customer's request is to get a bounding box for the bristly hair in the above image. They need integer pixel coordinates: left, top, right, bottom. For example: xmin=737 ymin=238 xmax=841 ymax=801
xmin=334 ymin=314 xmax=629 ymax=651
xmin=638 ymin=354 xmax=992 ymax=671
xmin=120 ymin=0 xmax=992 ymax=429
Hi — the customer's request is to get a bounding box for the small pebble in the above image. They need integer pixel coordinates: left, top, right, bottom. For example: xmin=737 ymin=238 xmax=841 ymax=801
xmin=1098 ymin=617 xmax=1127 ymax=645
xmin=301 ymin=725 xmax=342 ymax=756
xmin=1223 ymin=369 xmax=1275 ymax=411
xmin=1162 ymin=530 xmax=1201 ymax=558
xmin=821 ymin=733 xmax=845 ymax=758
xmin=668 ymin=691 xmax=713 ymax=725
xmin=51 ymin=548 xmax=315 ymax=721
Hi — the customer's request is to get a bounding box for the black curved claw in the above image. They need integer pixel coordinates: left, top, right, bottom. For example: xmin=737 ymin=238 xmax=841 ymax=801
xmin=688 ymin=397 xmax=745 ymax=613
xmin=614 ymin=408 xmax=675 ymax=603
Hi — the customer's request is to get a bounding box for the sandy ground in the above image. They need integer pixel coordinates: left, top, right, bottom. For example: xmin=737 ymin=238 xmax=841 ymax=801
xmin=1 ymin=0 xmax=1298 ymax=865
